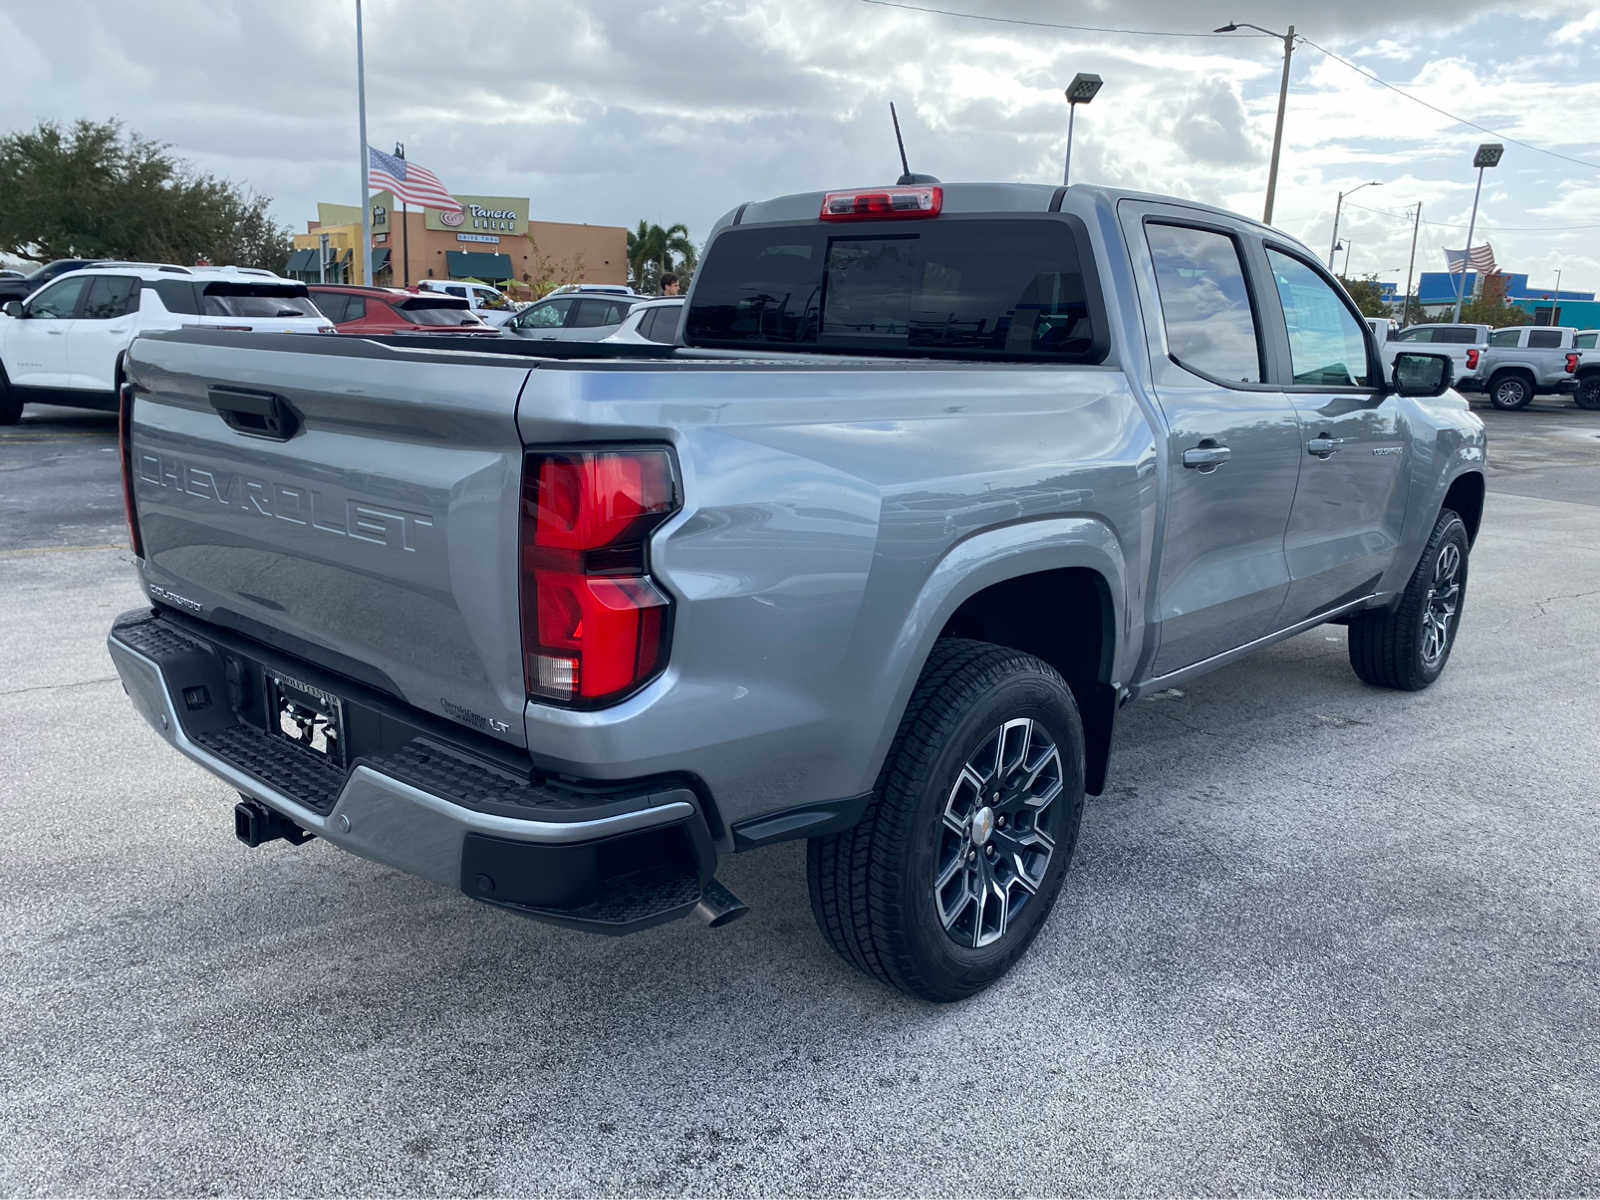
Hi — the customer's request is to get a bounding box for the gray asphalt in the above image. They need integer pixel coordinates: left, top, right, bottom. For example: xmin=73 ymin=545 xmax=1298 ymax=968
xmin=3 ymin=400 xmax=1599 ymax=1196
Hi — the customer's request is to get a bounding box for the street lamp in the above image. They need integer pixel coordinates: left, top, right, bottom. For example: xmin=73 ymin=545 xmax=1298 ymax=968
xmin=1215 ymin=21 xmax=1296 ymax=224
xmin=1327 ymin=180 xmax=1381 ymax=269
xmin=1062 ymin=72 xmax=1103 ymax=186
xmin=1452 ymin=142 xmax=1503 ymax=322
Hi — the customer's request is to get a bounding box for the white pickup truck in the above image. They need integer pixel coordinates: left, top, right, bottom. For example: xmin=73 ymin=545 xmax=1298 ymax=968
xmin=1369 ymin=320 xmax=1489 ymax=392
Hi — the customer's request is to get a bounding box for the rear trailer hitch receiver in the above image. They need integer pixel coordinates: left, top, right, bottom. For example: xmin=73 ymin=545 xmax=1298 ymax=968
xmin=233 ymin=795 xmax=314 ymax=848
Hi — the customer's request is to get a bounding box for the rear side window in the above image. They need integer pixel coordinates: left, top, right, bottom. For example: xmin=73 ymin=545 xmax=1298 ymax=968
xmin=1528 ymin=329 xmax=1562 ymax=348
xmin=81 ymin=276 xmax=139 ymax=319
xmin=641 ymin=306 xmax=679 ymax=342
xmin=1265 ymin=248 xmax=1373 ymax=388
xmin=686 ymin=217 xmax=1102 ymax=361
xmin=150 ymin=280 xmax=203 ymax=314
xmin=571 ymin=298 xmax=631 ymax=327
xmin=1578 ymin=332 xmax=1597 ymax=350
xmin=1490 ymin=329 xmax=1519 ymax=347
xmin=314 ymin=293 xmax=350 ymax=323
xmin=203 ymin=284 xmax=320 ymax=318
xmin=1435 ymin=327 xmax=1477 ymax=344
xmin=1145 ymin=223 xmax=1262 ymax=384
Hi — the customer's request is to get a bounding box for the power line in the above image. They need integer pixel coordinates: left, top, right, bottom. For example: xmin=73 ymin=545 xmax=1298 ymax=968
xmin=857 ymin=1 xmax=1600 ymax=173
xmin=1295 ymin=37 xmax=1600 ymax=172
xmin=857 ymin=0 xmax=1266 ymax=39
xmin=1343 ymin=199 xmax=1600 ymax=233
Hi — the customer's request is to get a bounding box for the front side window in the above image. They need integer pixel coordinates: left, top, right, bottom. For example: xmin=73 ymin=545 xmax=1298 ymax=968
xmin=1145 ymin=223 xmax=1262 ymax=384
xmin=519 ymin=299 xmax=571 ymax=328
xmin=27 ymin=276 xmax=89 ymax=319
xmin=1490 ymin=328 xmax=1519 ymax=347
xmin=80 ymin=276 xmax=138 ymax=319
xmin=1528 ymin=329 xmax=1562 ymax=349
xmin=1265 ymin=248 xmax=1373 ymax=388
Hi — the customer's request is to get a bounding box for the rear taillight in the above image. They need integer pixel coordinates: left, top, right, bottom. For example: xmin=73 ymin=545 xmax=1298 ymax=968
xmin=1466 ymin=348 xmax=1480 ymax=370
xmin=820 ymin=185 xmax=942 ymax=221
xmin=118 ymin=381 xmax=144 ymax=559
xmin=519 ymin=448 xmax=680 ymax=706
xmin=1565 ymin=353 xmax=1579 ymax=374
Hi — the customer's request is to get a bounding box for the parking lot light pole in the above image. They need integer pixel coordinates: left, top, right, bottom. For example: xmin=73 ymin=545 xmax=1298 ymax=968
xmin=356 ymin=0 xmax=372 ymax=288
xmin=1215 ymin=22 xmax=1295 ymax=224
xmin=1327 ymin=180 xmax=1380 ymax=268
xmin=1063 ymin=73 xmax=1103 ymax=186
xmin=1452 ymin=143 xmax=1503 ymax=322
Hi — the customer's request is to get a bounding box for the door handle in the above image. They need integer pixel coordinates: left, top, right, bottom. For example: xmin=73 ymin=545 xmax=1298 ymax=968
xmin=1307 ymin=435 xmax=1343 ymax=458
xmin=1181 ymin=440 xmax=1231 ymax=471
xmin=45 ymin=328 xmax=65 ymax=336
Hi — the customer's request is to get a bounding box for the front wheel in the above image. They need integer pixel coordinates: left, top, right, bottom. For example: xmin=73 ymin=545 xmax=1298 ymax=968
xmin=807 ymin=639 xmax=1086 ymax=1002
xmin=1489 ymin=373 xmax=1533 ymax=410
xmin=1347 ymin=509 xmax=1469 ymax=691
xmin=1575 ymin=375 xmax=1600 ymax=412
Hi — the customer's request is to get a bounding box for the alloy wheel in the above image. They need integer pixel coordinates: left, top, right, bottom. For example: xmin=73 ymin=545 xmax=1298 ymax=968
xmin=1422 ymin=541 xmax=1462 ymax=667
xmin=934 ymin=717 xmax=1064 ymax=948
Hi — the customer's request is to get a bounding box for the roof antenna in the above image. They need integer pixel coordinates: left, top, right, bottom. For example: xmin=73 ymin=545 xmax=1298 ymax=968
xmin=890 ymin=103 xmax=941 ymax=186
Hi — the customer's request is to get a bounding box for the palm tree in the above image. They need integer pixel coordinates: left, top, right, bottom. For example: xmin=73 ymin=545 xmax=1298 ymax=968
xmin=627 ymin=220 xmax=697 ymax=291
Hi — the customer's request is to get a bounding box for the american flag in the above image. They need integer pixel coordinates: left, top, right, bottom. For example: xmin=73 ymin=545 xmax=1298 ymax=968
xmin=1444 ymin=243 xmax=1497 ymax=275
xmin=367 ymin=146 xmax=461 ymax=212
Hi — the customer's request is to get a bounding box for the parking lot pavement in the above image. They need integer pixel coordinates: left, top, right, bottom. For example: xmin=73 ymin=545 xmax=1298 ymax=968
xmin=2 ymin=401 xmax=1598 ymax=1195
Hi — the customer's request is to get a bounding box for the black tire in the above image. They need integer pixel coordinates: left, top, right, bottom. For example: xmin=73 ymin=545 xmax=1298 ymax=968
xmin=807 ymin=639 xmax=1087 ymax=1002
xmin=1347 ymin=509 xmax=1469 ymax=691
xmin=0 ymin=365 xmax=20 ymax=425
xmin=1488 ymin=371 xmax=1533 ymax=410
xmin=1575 ymin=375 xmax=1600 ymax=412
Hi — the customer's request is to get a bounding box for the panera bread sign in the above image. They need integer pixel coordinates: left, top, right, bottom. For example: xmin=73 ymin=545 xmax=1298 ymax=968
xmin=426 ymin=195 xmax=528 ymax=235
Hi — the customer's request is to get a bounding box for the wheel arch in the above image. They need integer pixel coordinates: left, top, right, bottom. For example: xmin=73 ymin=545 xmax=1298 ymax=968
xmin=866 ymin=518 xmax=1131 ymax=798
xmin=1441 ymin=470 xmax=1486 ymax=547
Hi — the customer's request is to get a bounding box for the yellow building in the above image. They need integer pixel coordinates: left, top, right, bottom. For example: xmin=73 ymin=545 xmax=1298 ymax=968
xmin=288 ymin=193 xmax=627 ymax=296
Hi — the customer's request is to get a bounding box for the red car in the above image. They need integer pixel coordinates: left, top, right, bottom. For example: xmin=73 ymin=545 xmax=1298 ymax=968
xmin=308 ymin=285 xmax=498 ymax=335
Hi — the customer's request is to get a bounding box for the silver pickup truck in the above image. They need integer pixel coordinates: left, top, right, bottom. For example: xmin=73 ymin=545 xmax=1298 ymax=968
xmin=1461 ymin=324 xmax=1586 ymax=410
xmin=107 ymin=182 xmax=1487 ymax=1001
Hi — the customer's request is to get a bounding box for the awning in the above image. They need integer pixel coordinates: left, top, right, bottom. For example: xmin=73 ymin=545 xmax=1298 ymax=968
xmin=285 ymin=249 xmax=317 ymax=272
xmin=446 ymin=251 xmax=514 ymax=282
xmin=371 ymin=248 xmax=391 ymax=273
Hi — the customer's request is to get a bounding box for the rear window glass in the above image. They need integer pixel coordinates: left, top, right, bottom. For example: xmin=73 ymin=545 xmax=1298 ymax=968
xmin=399 ymin=299 xmax=482 ymax=326
xmin=151 ymin=280 xmax=203 ymax=315
xmin=1577 ymin=332 xmax=1597 ymax=350
xmin=1434 ymin=327 xmax=1479 ymax=344
xmin=1527 ymin=329 xmax=1562 ymax=348
xmin=685 ymin=218 xmax=1102 ymax=361
xmin=203 ymin=284 xmax=320 ymax=318
xmin=1490 ymin=329 xmax=1519 ymax=347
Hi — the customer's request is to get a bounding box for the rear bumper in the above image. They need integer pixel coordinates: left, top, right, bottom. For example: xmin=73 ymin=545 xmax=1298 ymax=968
xmin=107 ymin=609 xmax=717 ymax=933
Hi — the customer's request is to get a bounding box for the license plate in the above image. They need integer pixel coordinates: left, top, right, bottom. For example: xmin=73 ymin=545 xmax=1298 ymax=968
xmin=268 ymin=671 xmax=345 ymax=767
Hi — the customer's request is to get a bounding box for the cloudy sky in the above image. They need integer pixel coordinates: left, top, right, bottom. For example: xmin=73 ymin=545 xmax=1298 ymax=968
xmin=3 ymin=0 xmax=1598 ymax=292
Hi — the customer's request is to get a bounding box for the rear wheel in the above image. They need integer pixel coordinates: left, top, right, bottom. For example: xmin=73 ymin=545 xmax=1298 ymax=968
xmin=0 ymin=365 xmax=20 ymax=425
xmin=1489 ymin=372 xmax=1533 ymax=410
xmin=1575 ymin=374 xmax=1600 ymax=411
xmin=807 ymin=639 xmax=1087 ymax=1002
xmin=1347 ymin=509 xmax=1469 ymax=691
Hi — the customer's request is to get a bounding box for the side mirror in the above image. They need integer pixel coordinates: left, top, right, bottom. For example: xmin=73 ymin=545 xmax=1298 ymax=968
xmin=3 ymin=300 xmax=23 ymax=319
xmin=1391 ymin=351 xmax=1453 ymax=398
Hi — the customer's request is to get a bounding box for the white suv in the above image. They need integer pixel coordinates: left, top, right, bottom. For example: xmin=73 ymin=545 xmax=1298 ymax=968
xmin=0 ymin=264 xmax=333 ymax=423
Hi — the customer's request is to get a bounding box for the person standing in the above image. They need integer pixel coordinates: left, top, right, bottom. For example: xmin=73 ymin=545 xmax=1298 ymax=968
xmin=660 ymin=273 xmax=680 ymax=297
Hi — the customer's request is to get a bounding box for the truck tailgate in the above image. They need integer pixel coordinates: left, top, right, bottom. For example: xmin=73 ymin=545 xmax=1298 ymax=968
xmin=124 ymin=333 xmax=533 ymax=748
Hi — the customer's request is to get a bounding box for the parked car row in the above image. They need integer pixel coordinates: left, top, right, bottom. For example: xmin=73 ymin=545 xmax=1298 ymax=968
xmin=1368 ymin=319 xmax=1597 ymax=411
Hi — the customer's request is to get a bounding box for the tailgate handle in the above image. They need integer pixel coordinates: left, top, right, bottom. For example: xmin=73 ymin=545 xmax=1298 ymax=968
xmin=208 ymin=386 xmax=300 ymax=441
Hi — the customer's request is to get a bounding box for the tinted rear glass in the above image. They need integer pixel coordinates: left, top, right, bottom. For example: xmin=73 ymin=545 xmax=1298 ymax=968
xmin=1434 ymin=327 xmax=1478 ymax=344
xmin=151 ymin=280 xmax=203 ymax=314
xmin=400 ymin=299 xmax=482 ymax=326
xmin=685 ymin=217 xmax=1101 ymax=360
xmin=313 ymin=292 xmax=350 ymax=323
xmin=1528 ymin=329 xmax=1562 ymax=348
xmin=1578 ymin=332 xmax=1597 ymax=349
xmin=203 ymin=283 xmax=319 ymax=318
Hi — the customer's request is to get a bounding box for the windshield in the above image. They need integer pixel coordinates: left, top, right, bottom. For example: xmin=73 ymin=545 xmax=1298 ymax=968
xmin=399 ymin=299 xmax=484 ymax=326
xmin=202 ymin=283 xmax=320 ymax=318
xmin=686 ymin=217 xmax=1103 ymax=361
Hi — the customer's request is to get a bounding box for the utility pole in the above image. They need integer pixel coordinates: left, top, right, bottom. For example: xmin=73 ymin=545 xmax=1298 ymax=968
xmin=1401 ymin=202 xmax=1421 ymax=327
xmin=1214 ymin=22 xmax=1294 ymax=225
xmin=356 ymin=0 xmax=372 ymax=287
xmin=1328 ymin=180 xmax=1380 ymax=268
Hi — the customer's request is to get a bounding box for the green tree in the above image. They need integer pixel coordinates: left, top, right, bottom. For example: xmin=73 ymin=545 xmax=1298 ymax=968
xmin=0 ymin=118 xmax=290 ymax=269
xmin=626 ymin=220 xmax=696 ymax=292
xmin=1336 ymin=274 xmax=1391 ymax=319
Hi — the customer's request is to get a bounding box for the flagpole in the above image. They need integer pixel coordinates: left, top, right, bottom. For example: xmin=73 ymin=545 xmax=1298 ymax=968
xmin=1452 ymin=163 xmax=1486 ymax=323
xmin=356 ymin=0 xmax=373 ymax=287
xmin=395 ymin=143 xmax=410 ymax=287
